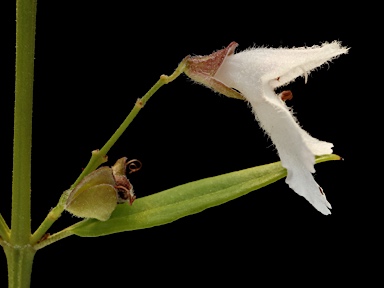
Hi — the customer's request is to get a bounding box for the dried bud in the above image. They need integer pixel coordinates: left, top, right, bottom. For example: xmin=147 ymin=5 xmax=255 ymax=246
xmin=65 ymin=167 xmax=118 ymax=221
xmin=111 ymin=157 xmax=136 ymax=205
xmin=65 ymin=157 xmax=138 ymax=221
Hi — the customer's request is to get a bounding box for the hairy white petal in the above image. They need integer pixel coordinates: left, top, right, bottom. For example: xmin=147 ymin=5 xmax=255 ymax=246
xmin=300 ymin=129 xmax=333 ymax=156
xmin=256 ymin=96 xmax=334 ymax=215
xmin=286 ymin=166 xmax=332 ymax=215
xmin=216 ymin=41 xmax=348 ymax=89
xmin=254 ymin=86 xmax=316 ymax=173
xmin=251 ymin=88 xmax=331 ymax=214
xmin=213 ymin=41 xmax=348 ymax=214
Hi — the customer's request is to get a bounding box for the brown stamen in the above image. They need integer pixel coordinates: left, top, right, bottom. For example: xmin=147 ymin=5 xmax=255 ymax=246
xmin=126 ymin=159 xmax=142 ymax=174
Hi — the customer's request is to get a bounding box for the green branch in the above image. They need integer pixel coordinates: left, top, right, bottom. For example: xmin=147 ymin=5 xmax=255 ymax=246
xmin=72 ymin=56 xmax=190 ymax=187
xmin=30 ymin=56 xmax=189 ymax=245
xmin=33 ymin=228 xmax=74 ymax=250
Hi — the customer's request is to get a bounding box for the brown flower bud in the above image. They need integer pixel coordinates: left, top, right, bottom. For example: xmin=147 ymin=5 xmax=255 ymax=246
xmin=65 ymin=157 xmax=139 ymax=221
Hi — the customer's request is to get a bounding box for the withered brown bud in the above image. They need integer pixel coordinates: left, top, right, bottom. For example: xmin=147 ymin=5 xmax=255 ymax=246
xmin=65 ymin=157 xmax=139 ymax=221
xmin=111 ymin=157 xmax=136 ymax=205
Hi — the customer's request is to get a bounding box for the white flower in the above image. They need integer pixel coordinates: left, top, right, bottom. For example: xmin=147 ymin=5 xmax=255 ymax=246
xmin=185 ymin=41 xmax=348 ymax=215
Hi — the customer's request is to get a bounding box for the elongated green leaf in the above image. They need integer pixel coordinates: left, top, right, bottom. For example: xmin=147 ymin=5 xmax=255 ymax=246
xmin=70 ymin=154 xmax=340 ymax=237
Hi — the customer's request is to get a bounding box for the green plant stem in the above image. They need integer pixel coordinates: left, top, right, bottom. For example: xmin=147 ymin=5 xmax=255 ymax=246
xmin=5 ymin=0 xmax=38 ymax=287
xmin=12 ymin=0 xmax=36 ymax=246
xmin=4 ymin=245 xmax=36 ymax=288
xmin=30 ymin=56 xmax=189 ymax=245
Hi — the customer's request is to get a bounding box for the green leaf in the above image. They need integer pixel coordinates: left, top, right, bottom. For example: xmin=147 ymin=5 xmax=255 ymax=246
xmin=70 ymin=154 xmax=341 ymax=237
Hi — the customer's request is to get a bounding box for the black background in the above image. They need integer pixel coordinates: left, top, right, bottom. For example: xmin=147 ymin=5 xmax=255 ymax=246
xmin=0 ymin=2 xmax=375 ymax=287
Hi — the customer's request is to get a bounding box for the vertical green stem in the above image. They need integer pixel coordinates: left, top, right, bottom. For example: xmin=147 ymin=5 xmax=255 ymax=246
xmin=7 ymin=0 xmax=38 ymax=287
xmin=12 ymin=0 xmax=36 ymax=244
xmin=4 ymin=245 xmax=36 ymax=288
xmin=12 ymin=0 xmax=36 ymax=246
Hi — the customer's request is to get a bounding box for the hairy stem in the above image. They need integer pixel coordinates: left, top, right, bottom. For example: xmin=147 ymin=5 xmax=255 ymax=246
xmin=6 ymin=0 xmax=38 ymax=287
xmin=4 ymin=245 xmax=36 ymax=288
xmin=11 ymin=0 xmax=37 ymax=246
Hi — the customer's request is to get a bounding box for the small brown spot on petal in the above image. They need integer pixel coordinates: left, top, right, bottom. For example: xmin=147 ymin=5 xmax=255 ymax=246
xmin=280 ymin=90 xmax=293 ymax=101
